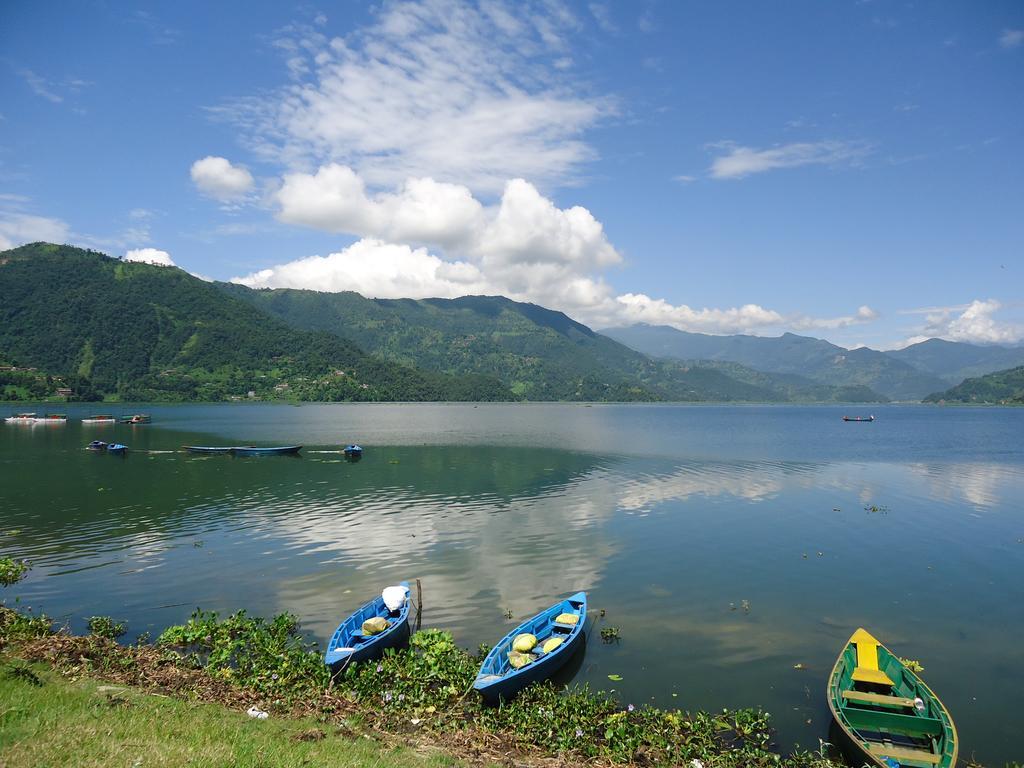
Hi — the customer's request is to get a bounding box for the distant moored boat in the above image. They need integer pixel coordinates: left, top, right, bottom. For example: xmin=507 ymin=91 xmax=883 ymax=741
xmin=184 ymin=445 xmax=301 ymax=456
xmin=120 ymin=414 xmax=152 ymax=424
xmin=34 ymin=414 xmax=67 ymax=424
xmin=82 ymin=415 xmax=116 ymax=424
xmin=843 ymin=415 xmax=875 ymax=422
xmin=230 ymin=445 xmax=302 ymax=456
xmin=4 ymin=412 xmax=37 ymax=424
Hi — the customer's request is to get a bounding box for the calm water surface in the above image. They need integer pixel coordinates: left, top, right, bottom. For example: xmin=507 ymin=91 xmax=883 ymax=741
xmin=1 ymin=404 xmax=1021 ymax=762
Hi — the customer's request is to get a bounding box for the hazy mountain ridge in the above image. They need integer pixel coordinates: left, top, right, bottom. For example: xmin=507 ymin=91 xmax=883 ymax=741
xmin=887 ymin=338 xmax=1024 ymax=384
xmin=599 ymin=323 xmax=1019 ymax=400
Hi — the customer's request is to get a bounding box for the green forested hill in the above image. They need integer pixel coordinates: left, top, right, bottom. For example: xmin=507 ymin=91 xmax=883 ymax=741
xmin=601 ymin=324 xmax=946 ymax=401
xmin=0 ymin=243 xmax=510 ymax=402
xmin=923 ymin=366 xmax=1024 ymax=404
xmin=221 ymin=286 xmax=887 ymax=403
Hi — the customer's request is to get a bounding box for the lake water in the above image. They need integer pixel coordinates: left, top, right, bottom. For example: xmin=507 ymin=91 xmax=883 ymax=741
xmin=1 ymin=403 xmax=1021 ymax=763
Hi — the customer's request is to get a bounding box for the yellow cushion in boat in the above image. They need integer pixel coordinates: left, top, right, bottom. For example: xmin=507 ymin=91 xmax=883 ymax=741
xmin=362 ymin=617 xmax=391 ymax=636
xmin=541 ymin=637 xmax=564 ymax=653
xmin=508 ymin=651 xmax=533 ymax=669
xmin=512 ymin=633 xmax=537 ymax=652
xmin=554 ymin=613 xmax=579 ymax=625
xmin=850 ymin=628 xmax=895 ymax=686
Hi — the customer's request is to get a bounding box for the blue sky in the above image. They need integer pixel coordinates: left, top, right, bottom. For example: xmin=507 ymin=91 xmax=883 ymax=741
xmin=1 ymin=0 xmax=1022 ymax=349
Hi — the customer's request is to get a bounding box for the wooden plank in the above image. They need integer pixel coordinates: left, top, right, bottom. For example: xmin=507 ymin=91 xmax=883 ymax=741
xmin=866 ymin=742 xmax=941 ymax=765
xmin=843 ymin=705 xmax=942 ymax=737
xmin=843 ymin=690 xmax=916 ymax=707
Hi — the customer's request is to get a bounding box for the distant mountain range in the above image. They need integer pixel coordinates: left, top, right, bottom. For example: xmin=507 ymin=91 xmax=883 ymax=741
xmin=923 ymin=366 xmax=1024 ymax=404
xmin=221 ymin=285 xmax=885 ymax=403
xmin=4 ymin=243 xmax=1012 ymax=404
xmin=601 ymin=324 xmax=1024 ymax=401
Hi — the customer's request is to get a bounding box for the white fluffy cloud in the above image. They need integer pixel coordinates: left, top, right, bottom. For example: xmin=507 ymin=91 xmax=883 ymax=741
xmin=232 ymin=165 xmax=879 ymax=334
xmin=0 ymin=212 xmax=71 ymax=251
xmin=267 ymin=165 xmax=623 ymax=314
xmin=212 ymin=2 xmax=881 ymax=338
xmin=124 ymin=247 xmax=175 ymax=267
xmin=709 ymin=140 xmax=872 ymax=180
xmin=905 ymin=299 xmax=1023 ymax=345
xmin=190 ymin=156 xmax=255 ymax=200
xmin=214 ymin=0 xmax=609 ymax=193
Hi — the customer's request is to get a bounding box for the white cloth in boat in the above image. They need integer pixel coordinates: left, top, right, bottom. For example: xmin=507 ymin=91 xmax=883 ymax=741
xmin=382 ymin=585 xmax=409 ymax=612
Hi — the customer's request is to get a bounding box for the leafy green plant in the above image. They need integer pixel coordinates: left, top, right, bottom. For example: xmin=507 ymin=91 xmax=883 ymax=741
xmin=158 ymin=609 xmax=328 ymax=699
xmin=0 ymin=557 xmax=29 ymax=587
xmin=86 ymin=616 xmax=127 ymax=640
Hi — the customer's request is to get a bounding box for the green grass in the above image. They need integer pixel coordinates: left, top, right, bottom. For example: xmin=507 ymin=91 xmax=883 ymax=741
xmin=0 ymin=662 xmax=463 ymax=768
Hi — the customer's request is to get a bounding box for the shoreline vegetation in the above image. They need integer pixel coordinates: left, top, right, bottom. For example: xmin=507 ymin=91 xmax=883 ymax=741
xmin=1 ymin=570 xmax=1019 ymax=767
xmin=0 ymin=553 xmax=847 ymax=768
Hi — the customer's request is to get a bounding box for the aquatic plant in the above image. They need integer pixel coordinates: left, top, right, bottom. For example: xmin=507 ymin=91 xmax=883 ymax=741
xmin=0 ymin=556 xmax=29 ymax=587
xmin=86 ymin=615 xmax=127 ymax=640
xmin=600 ymin=625 xmax=621 ymax=643
xmin=157 ymin=609 xmax=329 ymax=699
xmin=898 ymin=656 xmax=925 ymax=673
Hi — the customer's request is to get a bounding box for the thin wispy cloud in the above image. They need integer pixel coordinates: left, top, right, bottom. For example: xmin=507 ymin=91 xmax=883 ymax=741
xmin=708 ymin=140 xmax=872 ymax=180
xmin=999 ymin=29 xmax=1023 ymax=49
xmin=191 ymin=1 xmax=885 ymax=338
xmin=588 ymin=2 xmax=618 ymax=34
xmin=20 ymin=69 xmax=63 ymax=103
xmin=213 ymin=0 xmax=612 ymax=194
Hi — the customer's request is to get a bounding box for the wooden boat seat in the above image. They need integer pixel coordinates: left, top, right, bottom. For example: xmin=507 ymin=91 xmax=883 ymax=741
xmin=842 ymin=705 xmax=942 ymax=737
xmin=866 ymin=742 xmax=941 ymax=765
xmin=850 ymin=629 xmax=895 ymax=686
xmin=842 ymin=690 xmax=916 ymax=708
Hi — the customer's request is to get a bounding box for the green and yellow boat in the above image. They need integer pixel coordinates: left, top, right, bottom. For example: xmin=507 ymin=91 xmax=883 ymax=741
xmin=827 ymin=628 xmax=957 ymax=767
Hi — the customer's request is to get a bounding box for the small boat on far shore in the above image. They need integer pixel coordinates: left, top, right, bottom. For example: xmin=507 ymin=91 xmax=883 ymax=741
xmin=183 ymin=445 xmax=301 ymax=456
xmin=82 ymin=415 xmax=116 ymax=424
xmin=843 ymin=415 xmax=875 ymax=422
xmin=4 ymin=412 xmax=37 ymax=424
xmin=231 ymin=445 xmax=302 ymax=456
xmin=34 ymin=414 xmax=67 ymax=424
xmin=120 ymin=414 xmax=152 ymax=424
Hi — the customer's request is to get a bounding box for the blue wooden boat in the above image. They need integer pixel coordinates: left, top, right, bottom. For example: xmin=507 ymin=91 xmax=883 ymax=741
xmin=474 ymin=592 xmax=587 ymax=703
xmin=107 ymin=443 xmax=128 ymax=455
xmin=183 ymin=445 xmax=239 ymax=454
xmin=324 ymin=582 xmax=412 ymax=673
xmin=230 ymin=445 xmax=302 ymax=456
xmin=343 ymin=444 xmax=363 ymax=458
xmin=86 ymin=440 xmax=108 ymax=451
